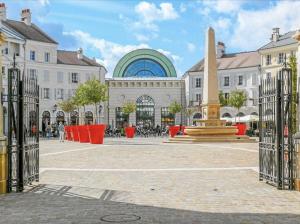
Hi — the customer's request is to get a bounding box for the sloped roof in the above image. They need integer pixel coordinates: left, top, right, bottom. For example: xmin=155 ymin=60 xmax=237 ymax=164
xmin=188 ymin=51 xmax=260 ymax=73
xmin=57 ymin=50 xmax=102 ymax=67
xmin=259 ymin=31 xmax=297 ymax=51
xmin=2 ymin=19 xmax=57 ymax=44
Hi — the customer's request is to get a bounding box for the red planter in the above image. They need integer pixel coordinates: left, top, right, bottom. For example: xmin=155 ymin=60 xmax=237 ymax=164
xmin=234 ymin=123 xmax=246 ymax=135
xmin=88 ymin=124 xmax=106 ymax=144
xmin=169 ymin=125 xmax=180 ymax=137
xmin=65 ymin=126 xmax=72 ymax=141
xmin=71 ymin=126 xmax=80 ymax=141
xmin=78 ymin=125 xmax=90 ymax=143
xmin=125 ymin=127 xmax=135 ymax=138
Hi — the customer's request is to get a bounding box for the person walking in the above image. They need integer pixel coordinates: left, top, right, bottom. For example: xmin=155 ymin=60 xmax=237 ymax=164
xmin=46 ymin=124 xmax=51 ymax=140
xmin=58 ymin=122 xmax=65 ymax=142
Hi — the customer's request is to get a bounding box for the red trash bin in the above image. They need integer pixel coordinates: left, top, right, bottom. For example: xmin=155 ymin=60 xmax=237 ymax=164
xmin=169 ymin=125 xmax=180 ymax=137
xmin=88 ymin=124 xmax=106 ymax=144
xmin=234 ymin=123 xmax=246 ymax=135
xmin=78 ymin=125 xmax=90 ymax=143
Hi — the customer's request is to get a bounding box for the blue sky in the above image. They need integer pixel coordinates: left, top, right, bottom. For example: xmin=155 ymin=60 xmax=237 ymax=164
xmin=6 ymin=0 xmax=300 ymax=76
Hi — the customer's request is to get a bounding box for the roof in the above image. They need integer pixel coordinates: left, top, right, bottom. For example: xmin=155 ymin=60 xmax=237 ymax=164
xmin=259 ymin=30 xmax=297 ymax=51
xmin=2 ymin=19 xmax=57 ymax=44
xmin=57 ymin=50 xmax=102 ymax=67
xmin=106 ymin=77 xmax=182 ymax=81
xmin=187 ymin=51 xmax=260 ymax=73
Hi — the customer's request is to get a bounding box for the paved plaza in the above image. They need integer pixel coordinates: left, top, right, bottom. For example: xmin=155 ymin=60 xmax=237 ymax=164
xmin=1 ymin=137 xmax=300 ymax=223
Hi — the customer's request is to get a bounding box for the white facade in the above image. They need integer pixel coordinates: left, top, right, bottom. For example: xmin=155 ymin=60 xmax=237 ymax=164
xmin=106 ymin=78 xmax=185 ymax=128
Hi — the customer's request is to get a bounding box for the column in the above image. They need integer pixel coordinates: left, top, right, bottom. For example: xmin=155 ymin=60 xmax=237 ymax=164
xmin=0 ymin=32 xmax=7 ymax=194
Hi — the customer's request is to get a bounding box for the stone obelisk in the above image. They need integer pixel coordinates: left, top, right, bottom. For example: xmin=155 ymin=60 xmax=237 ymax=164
xmin=201 ymin=27 xmax=221 ymax=125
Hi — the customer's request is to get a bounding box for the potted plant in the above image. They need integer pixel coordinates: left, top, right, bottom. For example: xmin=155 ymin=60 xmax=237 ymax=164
xmin=83 ymin=78 xmax=108 ymax=144
xmin=168 ymin=101 xmax=183 ymax=137
xmin=228 ymin=90 xmax=247 ymax=135
xmin=122 ymin=101 xmax=136 ymax=138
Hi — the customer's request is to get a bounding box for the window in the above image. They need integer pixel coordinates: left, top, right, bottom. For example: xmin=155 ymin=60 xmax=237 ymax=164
xmin=29 ymin=69 xmax=36 ymax=80
xmin=2 ymin=66 xmax=5 ymax=77
xmin=266 ymin=54 xmax=271 ymax=65
xmin=266 ymin=72 xmax=271 ymax=80
xmin=56 ymin=89 xmax=64 ymax=100
xmin=195 ymin=78 xmax=201 ymax=88
xmin=57 ymin=72 xmax=63 ymax=83
xmin=71 ymin=73 xmax=78 ymax=83
xmin=252 ymin=73 xmax=257 ymax=85
xmin=4 ymin=47 xmax=8 ymax=55
xmin=161 ymin=107 xmax=175 ymax=128
xmin=224 ymin=93 xmax=230 ymax=100
xmin=43 ymin=88 xmax=50 ymax=99
xmin=30 ymin=51 xmax=35 ymax=61
xmin=238 ymin=75 xmax=243 ymax=85
xmin=43 ymin=70 xmax=49 ymax=82
xmin=224 ymin=76 xmax=230 ymax=86
xmin=115 ymin=107 xmax=129 ymax=128
xmin=44 ymin=52 xmax=50 ymax=62
xmin=278 ymin=53 xmax=285 ymax=64
xmin=123 ymin=59 xmax=167 ymax=77
xmin=196 ymin=93 xmax=202 ymax=103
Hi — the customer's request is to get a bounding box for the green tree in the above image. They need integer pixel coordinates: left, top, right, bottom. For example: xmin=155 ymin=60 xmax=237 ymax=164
xmin=169 ymin=101 xmax=183 ymax=125
xmin=219 ymin=91 xmax=228 ymax=107
xmin=185 ymin=107 xmax=196 ymax=125
xmin=83 ymin=78 xmax=108 ymax=124
xmin=229 ymin=90 xmax=247 ymax=123
xmin=288 ymin=55 xmax=297 ymax=134
xmin=58 ymin=98 xmax=76 ymax=125
xmin=122 ymin=101 xmax=136 ymax=115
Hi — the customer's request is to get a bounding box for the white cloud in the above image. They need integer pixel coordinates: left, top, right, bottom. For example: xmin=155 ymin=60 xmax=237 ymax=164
xmin=214 ymin=17 xmax=231 ymax=30
xmin=202 ymin=0 xmax=245 ymax=14
xmin=38 ymin=0 xmax=50 ymax=6
xmin=230 ymin=1 xmax=300 ymax=50
xmin=135 ymin=34 xmax=150 ymax=42
xmin=157 ymin=48 xmax=182 ymax=63
xmin=179 ymin=3 xmax=187 ymax=13
xmin=187 ymin=42 xmax=196 ymax=53
xmin=64 ymin=30 xmax=180 ymax=77
xmin=135 ymin=1 xmax=179 ymax=24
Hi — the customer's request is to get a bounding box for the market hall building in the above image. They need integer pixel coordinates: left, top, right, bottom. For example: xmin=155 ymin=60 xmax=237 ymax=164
xmin=105 ymin=49 xmax=185 ymax=129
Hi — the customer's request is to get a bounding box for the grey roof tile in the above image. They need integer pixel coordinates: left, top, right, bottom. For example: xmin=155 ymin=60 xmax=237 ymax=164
xmin=259 ymin=31 xmax=297 ymax=50
xmin=57 ymin=50 xmax=102 ymax=67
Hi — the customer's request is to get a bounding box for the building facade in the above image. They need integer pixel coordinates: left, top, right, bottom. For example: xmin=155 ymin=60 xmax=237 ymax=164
xmin=106 ymin=49 xmax=185 ymax=129
xmin=183 ymin=42 xmax=260 ymax=121
xmin=0 ymin=4 xmax=106 ymax=133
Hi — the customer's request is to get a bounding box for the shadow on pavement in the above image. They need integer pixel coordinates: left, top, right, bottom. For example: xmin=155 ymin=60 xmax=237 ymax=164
xmin=0 ymin=184 xmax=299 ymax=224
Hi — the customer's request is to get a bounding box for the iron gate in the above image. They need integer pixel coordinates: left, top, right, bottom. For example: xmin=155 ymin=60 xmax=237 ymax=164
xmin=7 ymin=68 xmax=39 ymax=192
xmin=259 ymin=68 xmax=294 ymax=189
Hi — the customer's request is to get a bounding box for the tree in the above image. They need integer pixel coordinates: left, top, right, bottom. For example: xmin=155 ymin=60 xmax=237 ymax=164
xmin=185 ymin=107 xmax=196 ymax=126
xmin=219 ymin=91 xmax=228 ymax=107
xmin=122 ymin=101 xmax=136 ymax=115
xmin=169 ymin=101 xmax=183 ymax=125
xmin=288 ymin=55 xmax=297 ymax=134
xmin=228 ymin=90 xmax=247 ymax=123
xmin=58 ymin=98 xmax=76 ymax=125
xmin=83 ymin=78 xmax=108 ymax=124
xmin=74 ymin=83 xmax=90 ymax=124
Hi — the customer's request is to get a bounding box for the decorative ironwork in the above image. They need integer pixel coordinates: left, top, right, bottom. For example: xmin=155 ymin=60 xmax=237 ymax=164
xmin=259 ymin=68 xmax=294 ymax=189
xmin=7 ymin=67 xmax=39 ymax=192
xmin=136 ymin=95 xmax=155 ymax=128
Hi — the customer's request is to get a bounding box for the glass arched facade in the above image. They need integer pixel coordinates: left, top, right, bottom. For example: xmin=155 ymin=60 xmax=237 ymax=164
xmin=136 ymin=95 xmax=155 ymax=128
xmin=123 ymin=59 xmax=167 ymax=77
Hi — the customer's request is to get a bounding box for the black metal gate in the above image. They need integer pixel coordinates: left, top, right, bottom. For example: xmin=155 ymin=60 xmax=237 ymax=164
xmin=7 ymin=68 xmax=39 ymax=192
xmin=259 ymin=68 xmax=294 ymax=189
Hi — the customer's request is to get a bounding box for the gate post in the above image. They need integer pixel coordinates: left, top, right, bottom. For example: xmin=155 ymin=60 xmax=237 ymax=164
xmin=292 ymin=30 xmax=300 ymax=191
xmin=0 ymin=31 xmax=7 ymax=194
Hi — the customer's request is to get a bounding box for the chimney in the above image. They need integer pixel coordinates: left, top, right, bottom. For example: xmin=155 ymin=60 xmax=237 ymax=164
xmin=271 ymin=27 xmax=280 ymax=42
xmin=21 ymin=9 xmax=31 ymax=25
xmin=216 ymin=41 xmax=225 ymax=58
xmin=77 ymin=48 xmax=83 ymax=60
xmin=0 ymin=3 xmax=6 ymax=21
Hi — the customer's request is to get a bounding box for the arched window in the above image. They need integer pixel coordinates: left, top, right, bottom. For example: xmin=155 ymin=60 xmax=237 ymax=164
xmin=222 ymin=113 xmax=232 ymax=118
xmin=193 ymin=113 xmax=202 ymax=119
xmin=56 ymin=111 xmax=65 ymax=124
xmin=85 ymin=111 xmax=93 ymax=124
xmin=123 ymin=59 xmax=167 ymax=77
xmin=136 ymin=95 xmax=155 ymax=128
xmin=70 ymin=111 xmax=79 ymax=125
xmin=236 ymin=112 xmax=245 ymax=117
xmin=42 ymin=111 xmax=51 ymax=132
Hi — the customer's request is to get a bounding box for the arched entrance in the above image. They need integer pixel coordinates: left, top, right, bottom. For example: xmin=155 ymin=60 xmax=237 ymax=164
xmin=136 ymin=95 xmax=155 ymax=128
xmin=222 ymin=113 xmax=232 ymax=118
xmin=56 ymin=111 xmax=65 ymax=124
xmin=42 ymin=111 xmax=51 ymax=136
xmin=70 ymin=111 xmax=79 ymax=125
xmin=85 ymin=111 xmax=93 ymax=124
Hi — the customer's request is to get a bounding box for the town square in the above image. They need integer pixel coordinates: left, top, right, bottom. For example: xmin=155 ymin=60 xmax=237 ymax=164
xmin=0 ymin=0 xmax=300 ymax=223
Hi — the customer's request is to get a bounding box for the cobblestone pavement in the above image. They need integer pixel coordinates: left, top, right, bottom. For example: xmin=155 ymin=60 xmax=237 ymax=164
xmin=1 ymin=137 xmax=300 ymax=223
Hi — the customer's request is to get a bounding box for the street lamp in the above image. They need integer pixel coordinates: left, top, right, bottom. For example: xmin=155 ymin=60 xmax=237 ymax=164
xmin=98 ymin=104 xmax=103 ymax=123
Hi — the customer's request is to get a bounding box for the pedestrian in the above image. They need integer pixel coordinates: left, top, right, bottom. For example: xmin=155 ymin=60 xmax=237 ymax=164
xmin=46 ymin=124 xmax=51 ymax=140
xmin=58 ymin=122 xmax=65 ymax=142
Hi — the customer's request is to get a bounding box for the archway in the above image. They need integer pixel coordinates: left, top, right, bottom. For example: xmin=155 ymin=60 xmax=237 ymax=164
xmin=136 ymin=95 xmax=155 ymax=128
xmin=70 ymin=111 xmax=79 ymax=125
xmin=85 ymin=111 xmax=93 ymax=124
xmin=56 ymin=111 xmax=65 ymax=124
xmin=236 ymin=112 xmax=245 ymax=117
xmin=222 ymin=113 xmax=232 ymax=118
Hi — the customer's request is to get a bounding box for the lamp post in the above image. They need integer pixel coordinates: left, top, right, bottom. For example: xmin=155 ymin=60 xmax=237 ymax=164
xmin=98 ymin=104 xmax=103 ymax=124
xmin=0 ymin=31 xmax=7 ymax=194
